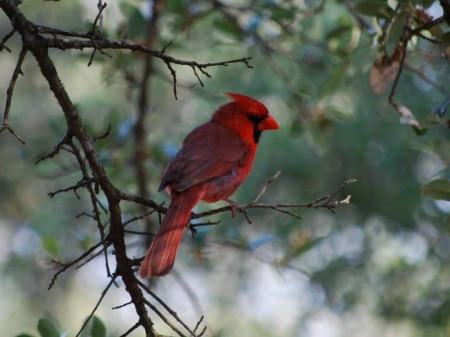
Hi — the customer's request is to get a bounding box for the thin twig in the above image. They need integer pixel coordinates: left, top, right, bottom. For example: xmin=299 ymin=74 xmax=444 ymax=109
xmin=47 ymin=178 xmax=95 ymax=198
xmin=142 ymin=298 xmax=187 ymax=337
xmin=189 ymin=219 xmax=222 ymax=235
xmin=35 ymin=131 xmax=72 ymax=164
xmin=0 ymin=28 xmax=15 ymax=52
xmin=388 ymin=40 xmax=409 ymax=113
xmin=48 ymin=239 xmax=108 ymax=290
xmin=92 ymin=124 xmax=112 ymax=141
xmin=138 ymin=279 xmax=200 ymax=337
xmin=1 ymin=44 xmax=27 ymax=144
xmin=171 ymin=270 xmax=204 ymax=317
xmin=411 ymin=16 xmax=445 ymax=35
xmin=86 ymin=1 xmax=108 ymax=66
xmin=68 ymin=141 xmax=111 ymax=276
xmin=92 ymin=1 xmax=107 ymax=36
xmin=112 ymin=301 xmax=133 ymax=310
xmin=404 ymin=62 xmax=450 ymax=96
xmin=253 ymin=170 xmax=281 ymax=203
xmin=164 ymin=59 xmax=178 ymax=99
xmin=123 ymin=209 xmax=159 ymax=227
xmin=193 ymin=316 xmax=207 ymax=337
xmin=75 ymin=276 xmax=117 ymax=337
xmin=119 ymin=322 xmax=141 ymax=337
xmin=190 ymin=178 xmax=356 ymax=220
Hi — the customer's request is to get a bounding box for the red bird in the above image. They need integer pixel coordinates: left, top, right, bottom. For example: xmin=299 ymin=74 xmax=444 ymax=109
xmin=139 ymin=93 xmax=279 ymax=278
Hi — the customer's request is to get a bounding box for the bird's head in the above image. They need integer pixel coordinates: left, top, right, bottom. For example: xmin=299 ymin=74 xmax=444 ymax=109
xmin=212 ymin=92 xmax=279 ymax=143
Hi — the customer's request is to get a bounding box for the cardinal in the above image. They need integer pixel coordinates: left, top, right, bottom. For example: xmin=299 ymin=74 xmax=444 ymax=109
xmin=139 ymin=93 xmax=279 ymax=278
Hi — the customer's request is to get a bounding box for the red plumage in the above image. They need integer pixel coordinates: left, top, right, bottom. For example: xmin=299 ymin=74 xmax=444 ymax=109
xmin=139 ymin=93 xmax=279 ymax=278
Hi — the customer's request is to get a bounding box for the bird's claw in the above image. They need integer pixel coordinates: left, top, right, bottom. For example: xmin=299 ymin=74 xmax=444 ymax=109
xmin=225 ymin=198 xmax=239 ymax=218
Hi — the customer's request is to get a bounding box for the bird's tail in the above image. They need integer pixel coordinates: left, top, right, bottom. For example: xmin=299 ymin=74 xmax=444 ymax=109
xmin=139 ymin=191 xmax=200 ymax=278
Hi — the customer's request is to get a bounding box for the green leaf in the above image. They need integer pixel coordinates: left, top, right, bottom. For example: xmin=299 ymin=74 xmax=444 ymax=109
xmin=91 ymin=316 xmax=107 ymax=337
xmin=385 ymin=12 xmax=406 ymax=57
xmin=15 ymin=334 xmax=36 ymax=337
xmin=271 ymin=6 xmax=296 ymax=22
xmin=318 ymin=64 xmax=347 ymax=98
xmin=291 ymin=237 xmax=324 ymax=257
xmin=119 ymin=3 xmax=146 ymax=39
xmin=419 ymin=113 xmax=444 ymax=131
xmin=42 ymin=236 xmax=60 ymax=256
xmin=280 ymin=237 xmax=324 ymax=266
xmin=213 ymin=17 xmax=241 ymax=38
xmin=421 ymin=179 xmax=450 ymax=201
xmin=353 ymin=0 xmax=393 ymax=19
xmin=37 ymin=319 xmax=59 ymax=337
xmin=326 ymin=25 xmax=352 ymax=40
xmin=289 ymin=118 xmax=303 ymax=136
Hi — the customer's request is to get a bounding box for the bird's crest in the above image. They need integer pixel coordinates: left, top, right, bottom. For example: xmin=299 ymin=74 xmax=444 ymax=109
xmin=225 ymin=92 xmax=268 ymax=116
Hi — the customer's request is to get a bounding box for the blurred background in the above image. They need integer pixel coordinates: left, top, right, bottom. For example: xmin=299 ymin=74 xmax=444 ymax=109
xmin=1 ymin=0 xmax=450 ymax=336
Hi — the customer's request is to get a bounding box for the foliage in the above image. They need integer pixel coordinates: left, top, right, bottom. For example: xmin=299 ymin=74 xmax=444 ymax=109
xmin=0 ymin=0 xmax=449 ymax=337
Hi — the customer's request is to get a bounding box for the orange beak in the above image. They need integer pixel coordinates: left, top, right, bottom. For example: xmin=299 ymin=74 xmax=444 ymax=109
xmin=259 ymin=113 xmax=279 ymax=131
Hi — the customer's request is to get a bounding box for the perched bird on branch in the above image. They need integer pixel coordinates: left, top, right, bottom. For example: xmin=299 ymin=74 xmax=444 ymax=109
xmin=139 ymin=93 xmax=279 ymax=278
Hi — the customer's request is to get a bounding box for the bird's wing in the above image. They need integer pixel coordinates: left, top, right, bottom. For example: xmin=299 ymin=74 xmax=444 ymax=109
xmin=159 ymin=122 xmax=251 ymax=192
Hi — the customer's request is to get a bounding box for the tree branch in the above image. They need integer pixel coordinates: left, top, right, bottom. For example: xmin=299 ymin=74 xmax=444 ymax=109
xmin=0 ymin=43 xmax=27 ymax=144
xmin=0 ymin=1 xmax=155 ymax=335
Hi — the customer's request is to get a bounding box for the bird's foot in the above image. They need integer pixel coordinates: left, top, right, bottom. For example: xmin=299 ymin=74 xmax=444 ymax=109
xmin=225 ymin=198 xmax=239 ymax=218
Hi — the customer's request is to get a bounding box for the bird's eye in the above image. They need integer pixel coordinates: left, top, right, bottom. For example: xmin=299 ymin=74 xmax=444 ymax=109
xmin=247 ymin=115 xmax=267 ymax=124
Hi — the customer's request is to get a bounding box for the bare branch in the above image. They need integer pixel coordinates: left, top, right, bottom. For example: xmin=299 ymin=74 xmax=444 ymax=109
xmin=48 ymin=239 xmax=107 ymax=290
xmin=405 ymin=62 xmax=450 ymax=96
xmin=411 ymin=16 xmax=445 ymax=34
xmin=119 ymin=322 xmax=141 ymax=337
xmin=388 ymin=40 xmax=409 ymax=114
xmin=170 ymin=270 xmax=203 ymax=317
xmin=139 ymin=279 xmax=206 ymax=337
xmin=91 ymin=1 xmax=107 ymax=36
xmin=112 ymin=301 xmax=133 ymax=310
xmin=189 ymin=219 xmax=222 ymax=235
xmin=142 ymin=298 xmax=187 ymax=337
xmin=123 ymin=209 xmax=159 ymax=227
xmin=0 ymin=2 xmax=155 ymax=334
xmin=37 ymin=31 xmax=252 ymax=98
xmin=75 ymin=275 xmax=117 ymax=337
xmin=92 ymin=124 xmax=112 ymax=142
xmin=35 ymin=131 xmax=72 ymax=164
xmin=0 ymin=28 xmax=15 ymax=52
xmin=47 ymin=177 xmax=95 ymax=198
xmin=253 ymin=170 xmax=281 ymax=203
xmin=0 ymin=44 xmax=27 ymax=144
xmin=191 ymin=178 xmax=356 ymax=221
